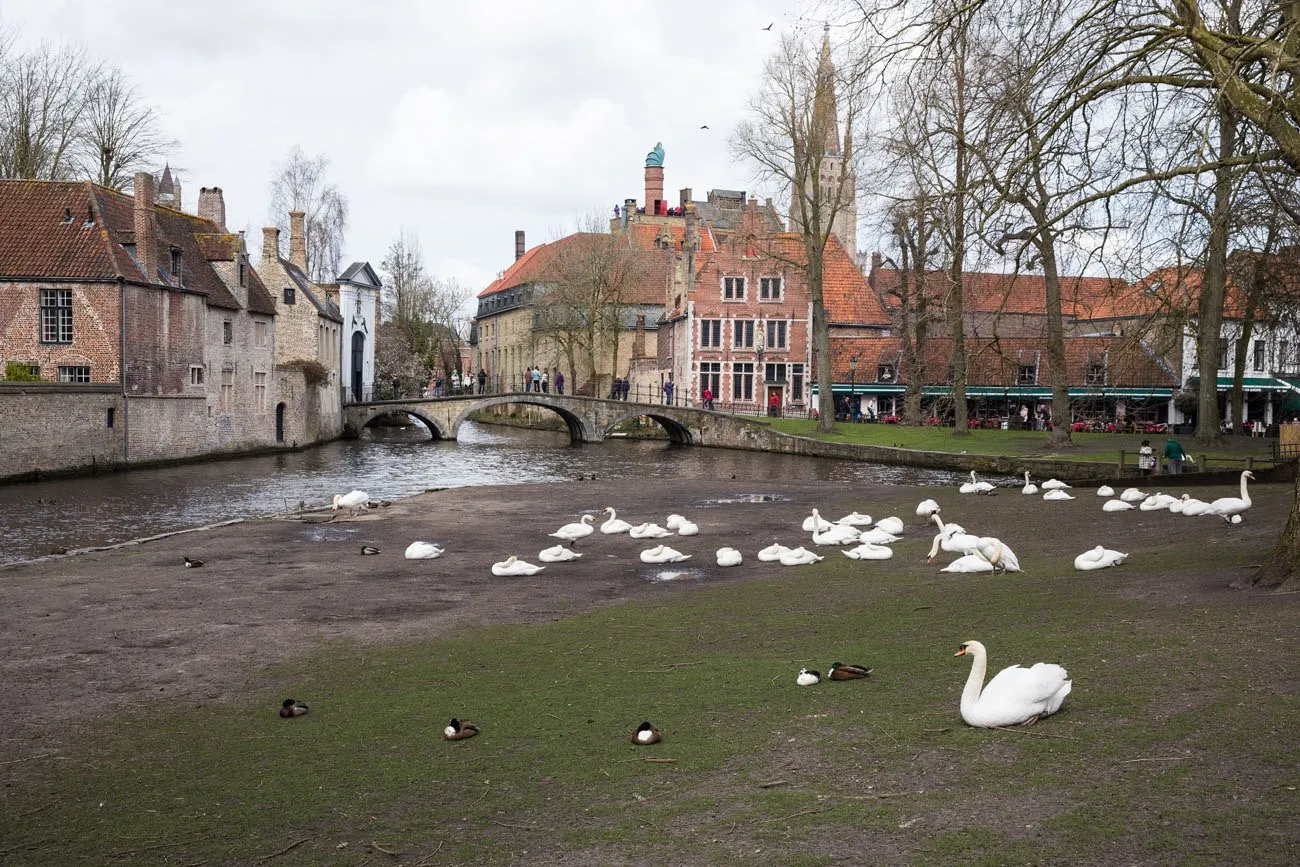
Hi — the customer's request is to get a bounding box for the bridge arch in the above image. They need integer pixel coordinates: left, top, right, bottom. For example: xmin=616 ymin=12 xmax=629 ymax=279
xmin=600 ymin=409 xmax=696 ymax=445
xmin=447 ymin=396 xmax=595 ymax=442
xmin=357 ymin=408 xmax=450 ymax=439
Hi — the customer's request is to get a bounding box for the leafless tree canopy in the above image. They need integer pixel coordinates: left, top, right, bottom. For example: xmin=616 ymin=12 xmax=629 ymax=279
xmin=377 ymin=231 xmax=471 ymax=393
xmin=268 ymin=146 xmax=350 ymax=284
xmin=75 ymin=68 xmax=176 ymax=190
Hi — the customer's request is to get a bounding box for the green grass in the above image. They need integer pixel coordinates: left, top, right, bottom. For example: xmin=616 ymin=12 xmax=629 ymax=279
xmin=2 ymin=545 xmax=1297 ymax=865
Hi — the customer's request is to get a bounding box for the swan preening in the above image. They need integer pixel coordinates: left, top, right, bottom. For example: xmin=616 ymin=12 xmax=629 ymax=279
xmin=1021 ymin=471 xmax=1039 ymax=495
xmin=927 ymin=522 xmax=981 ymax=563
xmin=715 ymin=547 xmax=743 ymax=567
xmin=664 ymin=514 xmax=686 ymax=531
xmin=491 ymin=555 xmax=545 ymax=576
xmin=801 ymin=509 xmax=835 ymax=532
xmin=1207 ymin=471 xmax=1254 ymax=522
xmin=549 ymin=514 xmax=596 ymax=546
xmin=404 ymin=541 xmax=444 ymax=560
xmin=843 ymin=541 xmax=894 ymax=560
xmin=600 ymin=507 xmax=632 ymax=534
xmin=959 ymin=471 xmax=996 ymax=494
xmin=640 ymin=544 xmax=690 ymax=564
xmin=332 ymin=490 xmax=370 ymax=517
xmin=976 ymin=537 xmax=1020 ymax=572
xmin=539 ymin=545 xmax=583 ymax=563
xmin=1074 ymin=545 xmax=1128 ymax=570
xmin=915 ymin=499 xmax=941 ymax=523
xmin=955 ymin=640 xmax=1071 ymax=728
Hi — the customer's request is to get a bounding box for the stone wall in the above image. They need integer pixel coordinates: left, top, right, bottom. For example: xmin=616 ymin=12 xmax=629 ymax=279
xmin=0 ymin=384 xmax=123 ymax=480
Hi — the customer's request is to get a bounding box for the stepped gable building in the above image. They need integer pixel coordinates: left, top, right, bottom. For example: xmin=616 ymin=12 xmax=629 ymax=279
xmin=0 ymin=174 xmax=282 ymax=481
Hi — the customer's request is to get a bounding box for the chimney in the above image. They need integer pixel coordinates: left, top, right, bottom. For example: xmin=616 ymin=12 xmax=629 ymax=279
xmin=515 ymin=229 xmax=525 ymax=261
xmin=132 ymin=172 xmax=157 ymax=283
xmin=679 ymin=187 xmax=692 ymax=209
xmin=262 ymin=226 xmax=281 ymax=264
xmin=623 ymin=197 xmax=636 ymax=228
xmin=645 ymin=164 xmax=664 ymax=216
xmin=632 ymin=314 xmax=646 ymax=358
xmin=198 ymin=187 xmax=226 ymax=230
xmin=288 ymin=211 xmax=307 ymax=272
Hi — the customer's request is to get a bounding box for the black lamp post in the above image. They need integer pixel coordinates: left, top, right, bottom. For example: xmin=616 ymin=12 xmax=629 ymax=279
xmin=849 ymin=356 xmax=858 ymax=422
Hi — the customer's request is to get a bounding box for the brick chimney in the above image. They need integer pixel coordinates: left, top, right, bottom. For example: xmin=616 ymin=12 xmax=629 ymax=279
xmin=262 ymin=226 xmax=280 ymax=264
xmin=515 ymin=230 xmax=525 ymax=260
xmin=198 ymin=187 xmax=226 ymax=230
xmin=868 ymin=251 xmax=883 ymax=290
xmin=132 ymin=172 xmax=157 ymax=283
xmin=679 ymin=187 xmax=692 ymax=209
xmin=288 ymin=211 xmax=307 ymax=272
xmin=632 ymin=314 xmax=646 ymax=358
xmin=645 ymin=165 xmax=664 ymax=216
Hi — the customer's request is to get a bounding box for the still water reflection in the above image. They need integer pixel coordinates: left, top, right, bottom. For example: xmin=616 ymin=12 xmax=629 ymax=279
xmin=0 ymin=421 xmax=974 ymax=565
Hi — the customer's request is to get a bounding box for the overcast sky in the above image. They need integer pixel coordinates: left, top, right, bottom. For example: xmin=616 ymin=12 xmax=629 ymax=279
xmin=6 ymin=0 xmax=818 ymax=297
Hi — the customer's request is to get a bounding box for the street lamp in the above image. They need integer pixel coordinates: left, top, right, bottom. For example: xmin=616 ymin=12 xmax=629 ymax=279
xmin=849 ymin=356 xmax=858 ymax=422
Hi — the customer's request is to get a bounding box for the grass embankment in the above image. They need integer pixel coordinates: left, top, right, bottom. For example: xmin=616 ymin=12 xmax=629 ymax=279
xmin=3 ymin=538 xmax=1295 ymax=865
xmin=765 ymin=418 xmax=1277 ymax=468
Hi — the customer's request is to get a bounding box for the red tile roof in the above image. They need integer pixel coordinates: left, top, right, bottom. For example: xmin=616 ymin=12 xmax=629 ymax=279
xmin=872 ymin=266 xmax=1130 ymax=319
xmin=480 ymin=232 xmax=668 ymax=305
xmin=625 ymin=222 xmax=718 ymax=255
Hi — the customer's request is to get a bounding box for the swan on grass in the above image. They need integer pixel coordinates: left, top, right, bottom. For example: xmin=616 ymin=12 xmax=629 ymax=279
xmin=1040 ymin=479 xmax=1071 ymax=491
xmin=404 ymin=541 xmax=444 ymax=560
xmin=491 ymin=555 xmax=545 ymax=577
xmin=1021 ymin=471 xmax=1039 ymax=495
xmin=915 ymin=499 xmax=941 ymax=523
xmin=959 ymin=471 xmax=996 ymax=494
xmin=857 ymin=528 xmax=901 ymax=545
xmin=812 ymin=523 xmax=861 ymax=546
xmin=843 ymin=541 xmax=894 ymax=560
xmin=538 ymin=545 xmax=583 ymax=563
xmin=796 ymin=667 xmax=821 ymax=686
xmin=1207 ymin=470 xmax=1254 ymax=522
xmin=837 ymin=511 xmax=874 ymax=527
xmin=600 ymin=507 xmax=633 ymax=535
xmin=1096 ymin=485 xmax=1115 ymax=498
xmin=629 ymin=522 xmax=672 ymax=539
xmin=1042 ymin=489 xmax=1075 ymax=501
xmin=1119 ymin=487 xmax=1147 ymax=503
xmin=801 ymin=509 xmax=835 ymax=532
xmin=874 ymin=516 xmax=905 ymax=536
xmin=954 ymin=640 xmax=1071 ymax=728
xmin=930 ymin=512 xmax=968 ymax=537
xmin=715 ymin=547 xmax=743 ymax=567
xmin=940 ymin=551 xmax=995 ymax=573
xmin=927 ymin=525 xmax=982 ymax=563
xmin=975 ymin=538 xmax=1020 ymax=572
xmin=757 ymin=541 xmax=793 ymax=562
xmin=1102 ymin=499 xmax=1134 ymax=513
xmin=549 ymin=514 xmax=596 ymax=547
xmin=1074 ymin=545 xmax=1128 ymax=570
xmin=779 ymin=546 xmax=824 ymax=566
xmin=332 ymin=490 xmax=370 ymax=517
xmin=640 ymin=544 xmax=690 ymax=564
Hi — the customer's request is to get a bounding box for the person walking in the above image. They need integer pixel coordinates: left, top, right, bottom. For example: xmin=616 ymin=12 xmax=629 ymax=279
xmin=541 ymin=369 xmax=549 ymax=394
xmin=702 ymin=386 xmax=713 ymax=410
xmin=621 ymin=377 xmax=630 ymax=401
xmin=1138 ymin=439 xmax=1155 ymax=476
xmin=555 ymin=370 xmax=564 ymax=395
xmin=531 ymin=366 xmax=542 ymax=394
xmin=477 ymin=368 xmax=487 ymax=394
xmin=1163 ymin=437 xmax=1188 ymax=474
xmin=662 ymin=379 xmax=673 ymax=405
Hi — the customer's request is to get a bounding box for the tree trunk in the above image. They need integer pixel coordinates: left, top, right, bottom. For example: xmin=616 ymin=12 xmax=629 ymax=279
xmin=1258 ymin=470 xmax=1300 ymax=589
xmin=808 ymin=244 xmax=834 ymax=434
xmin=1035 ymin=222 xmax=1073 ymax=447
xmin=948 ymin=32 xmax=970 ymax=436
xmin=1195 ymin=102 xmax=1234 ymax=443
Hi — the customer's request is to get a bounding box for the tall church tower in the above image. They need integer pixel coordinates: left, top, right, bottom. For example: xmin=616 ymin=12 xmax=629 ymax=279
xmin=790 ymin=25 xmax=857 ymax=255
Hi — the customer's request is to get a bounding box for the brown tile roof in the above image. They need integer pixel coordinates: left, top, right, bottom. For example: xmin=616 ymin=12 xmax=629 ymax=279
xmin=830 ymin=335 xmax=1176 ymax=388
xmin=872 ymin=266 xmax=1130 ymax=319
xmin=194 ymin=233 xmax=237 ymax=261
xmin=625 ymin=222 xmax=718 ymax=254
xmin=820 ymin=234 xmax=889 ymax=326
xmin=0 ymin=180 xmax=119 ymax=279
xmin=245 ymin=262 xmax=277 ymax=316
xmin=480 ymin=233 xmax=668 ymax=305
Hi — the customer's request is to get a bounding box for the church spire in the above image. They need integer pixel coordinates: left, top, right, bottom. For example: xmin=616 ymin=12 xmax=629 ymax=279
xmin=812 ymin=24 xmax=841 ymax=157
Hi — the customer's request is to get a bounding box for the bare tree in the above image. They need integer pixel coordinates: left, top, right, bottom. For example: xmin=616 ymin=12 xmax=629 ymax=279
xmin=0 ymin=41 xmax=97 ymax=180
xmin=268 ymin=146 xmax=349 ymax=283
xmin=75 ymin=68 xmax=173 ymax=190
xmin=734 ymin=28 xmax=868 ymax=433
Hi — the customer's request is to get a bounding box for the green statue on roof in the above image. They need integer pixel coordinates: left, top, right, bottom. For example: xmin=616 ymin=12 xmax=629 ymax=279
xmin=645 ymin=141 xmax=665 ymax=168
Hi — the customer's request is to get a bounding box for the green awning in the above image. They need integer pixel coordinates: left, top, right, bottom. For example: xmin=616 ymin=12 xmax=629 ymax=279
xmin=1215 ymin=376 xmax=1293 ymax=392
xmin=818 ymin=385 xmax=1173 ymax=398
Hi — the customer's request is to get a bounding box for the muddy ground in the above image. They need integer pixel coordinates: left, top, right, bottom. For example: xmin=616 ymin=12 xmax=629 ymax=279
xmin=0 ymin=473 xmax=1291 ymax=763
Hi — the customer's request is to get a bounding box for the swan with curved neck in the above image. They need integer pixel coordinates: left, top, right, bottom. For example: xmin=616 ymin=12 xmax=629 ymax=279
xmin=1021 ymin=471 xmax=1038 ymax=495
xmin=954 ymin=640 xmax=1071 ymax=727
xmin=1207 ymin=470 xmax=1254 ymax=522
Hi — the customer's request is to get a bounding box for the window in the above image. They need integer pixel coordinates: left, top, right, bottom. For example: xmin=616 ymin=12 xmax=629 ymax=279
xmin=190 ymin=365 xmax=205 ymax=386
xmin=877 ymin=363 xmax=896 ymax=383
xmin=700 ymin=319 xmax=722 ymax=349
xmin=1281 ymin=339 xmax=1291 ymax=370
xmin=239 ymin=260 xmax=247 ymax=287
xmin=732 ymin=362 xmax=755 ymax=401
xmin=106 ymin=407 xmax=114 ymax=428
xmin=1253 ymin=339 xmax=1266 ymax=371
xmin=1085 ymin=359 xmax=1107 ymax=386
xmin=734 ymin=319 xmax=755 ymax=349
xmin=1016 ymin=364 xmax=1037 ymax=386
xmin=170 ymin=248 xmax=182 ymax=276
xmin=254 ymin=321 xmax=268 ymax=348
xmin=223 ymin=321 xmax=233 ymax=345
xmin=1217 ymin=338 xmax=1230 ymax=369
xmin=700 ymin=362 xmax=721 ymax=400
xmin=760 ymin=276 xmax=783 ymax=300
xmin=765 ymin=319 xmax=787 ymax=350
xmin=764 ymin=362 xmax=784 ymax=383
xmin=723 ymin=276 xmax=746 ymax=300
xmin=254 ymin=371 xmax=267 ymax=412
xmin=58 ymin=365 xmax=90 ymax=383
xmin=40 ymin=289 xmax=73 ymax=343
xmin=791 ymin=363 xmax=805 ymax=402
xmin=283 ymin=286 xmax=296 ymax=305
xmin=220 ymin=368 xmax=234 ymax=411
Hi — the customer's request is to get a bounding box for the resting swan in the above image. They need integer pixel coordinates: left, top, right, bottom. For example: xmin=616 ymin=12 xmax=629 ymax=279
xmin=812 ymin=523 xmax=861 ymax=546
xmin=1207 ymin=470 xmax=1254 ymax=522
xmin=675 ymin=518 xmax=700 ymax=536
xmin=1073 ymin=545 xmax=1128 ymax=570
xmin=940 ymin=551 xmax=995 ymax=573
xmin=549 ymin=514 xmax=596 ymax=546
xmin=1119 ymin=487 xmax=1147 ymax=503
xmin=600 ymin=507 xmax=633 ymax=534
xmin=843 ymin=541 xmax=894 ymax=560
xmin=1040 ymin=479 xmax=1071 ymax=491
xmin=1139 ymin=492 xmax=1178 ymax=511
xmin=404 ymin=541 xmax=444 ymax=560
xmin=874 ymin=516 xmax=905 ymax=536
xmin=1102 ymin=499 xmax=1134 ymax=512
xmin=837 ymin=511 xmax=874 ymax=527
xmin=1178 ymin=495 xmax=1213 ymax=516
xmin=801 ymin=509 xmax=835 ymax=532
xmin=757 ymin=541 xmax=793 ymax=562
xmin=640 ymin=544 xmax=690 ymax=564
xmin=715 ymin=547 xmax=743 ymax=567
xmin=954 ymin=640 xmax=1071 ymax=727
xmin=857 ymin=527 xmax=901 ymax=545
xmin=629 ymin=522 xmax=671 ymax=539
xmin=778 ymin=546 xmax=823 ymax=566
xmin=1021 ymin=471 xmax=1039 ymax=495
xmin=1042 ymin=489 xmax=1074 ymax=501
xmin=1096 ymin=485 xmax=1115 ymax=498
xmin=959 ymin=471 xmax=996 ymax=494
xmin=915 ymin=499 xmax=941 ymax=523
xmin=664 ymin=514 xmax=686 ymax=531
xmin=491 ymin=555 xmax=545 ymax=577
xmin=538 ymin=545 xmax=583 ymax=563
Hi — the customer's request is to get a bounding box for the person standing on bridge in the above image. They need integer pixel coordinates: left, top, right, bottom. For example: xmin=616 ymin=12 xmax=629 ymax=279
xmin=531 ymin=366 xmax=542 ymax=393
xmin=621 ymin=377 xmax=630 ymax=401
xmin=662 ymin=379 xmax=673 ymax=405
xmin=541 ymin=368 xmax=549 ymax=393
xmin=477 ymin=368 xmax=487 ymax=394
xmin=555 ymin=370 xmax=564 ymax=395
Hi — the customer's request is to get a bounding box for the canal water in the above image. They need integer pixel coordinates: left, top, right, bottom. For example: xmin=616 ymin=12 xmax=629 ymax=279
xmin=0 ymin=421 xmax=973 ymax=565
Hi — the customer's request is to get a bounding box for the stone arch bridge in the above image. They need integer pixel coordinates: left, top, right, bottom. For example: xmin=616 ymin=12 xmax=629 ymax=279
xmin=343 ymin=393 xmax=779 ymax=448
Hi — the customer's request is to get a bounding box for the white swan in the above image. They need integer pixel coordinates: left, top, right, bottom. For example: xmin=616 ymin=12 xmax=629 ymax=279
xmin=959 ymin=471 xmax=996 ymax=494
xmin=874 ymin=516 xmax=905 ymax=536
xmin=929 ymin=512 xmax=968 ymax=537
xmin=757 ymin=542 xmax=793 ymax=562
xmin=538 ymin=545 xmax=583 ymax=563
xmin=801 ymin=509 xmax=835 ymax=532
xmin=940 ymin=551 xmax=995 ymax=573
xmin=836 ymin=511 xmax=874 ymax=527
xmin=812 ymin=523 xmax=861 ymax=546
xmin=778 ymin=546 xmax=823 ymax=566
xmin=664 ymin=514 xmax=686 ymax=531
xmin=629 ymin=522 xmax=671 ymax=539
xmin=491 ymin=555 xmax=545 ymax=577
xmin=676 ymin=519 xmax=700 ymax=536
xmin=332 ymin=490 xmax=370 ymax=517
xmin=1021 ymin=471 xmax=1039 ymax=495
xmin=1168 ymin=496 xmax=1186 ymax=514
xmin=927 ymin=525 xmax=982 ymax=562
xmin=1207 ymin=470 xmax=1254 ymax=522
xmin=1096 ymin=485 xmax=1115 ymax=498
xmin=1179 ymin=495 xmax=1214 ymax=516
xmin=954 ymin=640 xmax=1071 ymax=727
xmin=404 ymin=541 xmax=444 ymax=560
xmin=1102 ymin=499 xmax=1134 ymax=512
xmin=843 ymin=541 xmax=894 ymax=560
xmin=915 ymin=499 xmax=941 ymax=523
xmin=600 ymin=507 xmax=633 ymax=535
xmin=1139 ymin=492 xmax=1178 ymax=511
xmin=549 ymin=514 xmax=596 ymax=546
xmin=1040 ymin=479 xmax=1071 ymax=491
xmin=640 ymin=544 xmax=690 ymax=564
xmin=1073 ymin=545 xmax=1128 ymax=570
xmin=1042 ymin=489 xmax=1075 ymax=501
xmin=715 ymin=547 xmax=743 ymax=567
xmin=857 ymin=528 xmax=901 ymax=545
xmin=975 ymin=537 xmax=1020 ymax=572
xmin=1119 ymin=487 xmax=1147 ymax=503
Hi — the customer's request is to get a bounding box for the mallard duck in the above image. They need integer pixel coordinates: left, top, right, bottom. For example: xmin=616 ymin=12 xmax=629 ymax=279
xmin=443 ymin=718 xmax=480 ymax=740
xmin=715 ymin=547 xmax=743 ymax=567
xmin=631 ymin=721 xmax=662 ymax=744
xmin=828 ymin=662 xmax=872 ymax=680
xmin=796 ymin=667 xmax=821 ymax=686
xmin=404 ymin=541 xmax=444 ymax=560
xmin=757 ymin=541 xmax=792 ymax=562
xmin=600 ymin=507 xmax=633 ymax=534
xmin=629 ymin=522 xmax=671 ymax=539
xmin=332 ymin=490 xmax=370 ymax=517
xmin=1207 ymin=470 xmax=1254 ymax=522
xmin=184 ymin=556 xmax=204 ymax=568
xmin=955 ymin=640 xmax=1071 ymax=728
xmin=1073 ymin=545 xmax=1128 ymax=570
xmin=360 ymin=545 xmax=381 ymax=556
xmin=778 ymin=546 xmax=824 ymax=566
xmin=538 ymin=545 xmax=582 ymax=563
xmin=279 ymin=698 xmax=309 ymax=718
xmin=491 ymin=555 xmax=545 ymax=576
xmin=549 ymin=514 xmax=596 ymax=547
xmin=639 ymin=544 xmax=690 ymax=564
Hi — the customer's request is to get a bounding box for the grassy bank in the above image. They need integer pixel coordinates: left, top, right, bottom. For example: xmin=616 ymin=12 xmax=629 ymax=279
xmin=3 ymin=532 xmax=1295 ymax=865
